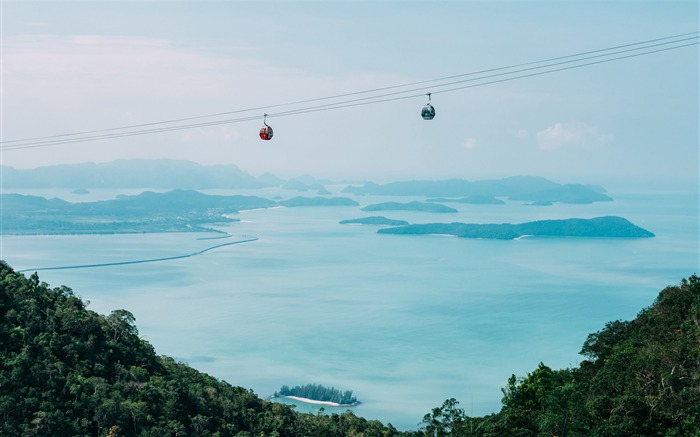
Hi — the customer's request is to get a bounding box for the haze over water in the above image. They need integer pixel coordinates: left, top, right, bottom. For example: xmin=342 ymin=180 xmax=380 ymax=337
xmin=2 ymin=186 xmax=697 ymax=430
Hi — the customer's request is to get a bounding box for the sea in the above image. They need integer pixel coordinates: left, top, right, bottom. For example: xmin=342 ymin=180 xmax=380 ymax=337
xmin=1 ymin=185 xmax=698 ymax=430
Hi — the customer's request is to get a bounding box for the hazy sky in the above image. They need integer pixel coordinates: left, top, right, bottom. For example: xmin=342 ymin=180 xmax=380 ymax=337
xmin=2 ymin=1 xmax=698 ymax=189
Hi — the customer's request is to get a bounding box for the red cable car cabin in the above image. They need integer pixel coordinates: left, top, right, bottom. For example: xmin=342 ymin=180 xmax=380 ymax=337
xmin=259 ymin=125 xmax=273 ymax=140
xmin=259 ymin=114 xmax=273 ymax=140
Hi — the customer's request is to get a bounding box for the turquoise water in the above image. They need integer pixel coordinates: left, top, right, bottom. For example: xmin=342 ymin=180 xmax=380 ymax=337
xmin=1 ymin=187 xmax=698 ymax=430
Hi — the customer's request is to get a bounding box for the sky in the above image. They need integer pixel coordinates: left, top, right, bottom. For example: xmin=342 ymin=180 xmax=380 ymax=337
xmin=1 ymin=1 xmax=698 ymax=190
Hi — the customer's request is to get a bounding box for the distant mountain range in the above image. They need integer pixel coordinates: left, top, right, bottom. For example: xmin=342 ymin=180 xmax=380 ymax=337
xmin=1 ymin=159 xmax=282 ymax=189
xmin=2 ymin=159 xmax=611 ymax=204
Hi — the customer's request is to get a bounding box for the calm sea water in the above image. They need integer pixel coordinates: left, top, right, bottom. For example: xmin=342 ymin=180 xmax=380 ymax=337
xmin=1 ymin=187 xmax=698 ymax=430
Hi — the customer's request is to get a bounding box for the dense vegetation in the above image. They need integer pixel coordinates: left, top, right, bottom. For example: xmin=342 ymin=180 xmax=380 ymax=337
xmin=274 ymin=384 xmax=358 ymax=405
xmin=1 ymin=259 xmax=698 ymax=436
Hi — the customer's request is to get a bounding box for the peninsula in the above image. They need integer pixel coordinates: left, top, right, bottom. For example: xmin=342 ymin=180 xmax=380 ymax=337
xmin=0 ymin=190 xmax=275 ymax=235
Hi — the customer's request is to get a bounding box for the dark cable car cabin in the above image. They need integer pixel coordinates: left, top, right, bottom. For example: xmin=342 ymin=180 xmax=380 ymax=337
xmin=259 ymin=114 xmax=273 ymax=140
xmin=421 ymin=104 xmax=435 ymax=120
xmin=421 ymin=93 xmax=435 ymax=120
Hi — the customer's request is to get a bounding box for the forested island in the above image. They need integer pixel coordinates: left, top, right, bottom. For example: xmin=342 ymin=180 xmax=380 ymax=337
xmin=273 ymin=384 xmax=360 ymax=406
xmin=378 ymin=216 xmax=655 ymax=239
xmin=1 ymin=261 xmax=698 ymax=435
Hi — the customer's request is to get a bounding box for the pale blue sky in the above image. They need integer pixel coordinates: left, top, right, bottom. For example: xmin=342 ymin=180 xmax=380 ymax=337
xmin=2 ymin=1 xmax=698 ymax=190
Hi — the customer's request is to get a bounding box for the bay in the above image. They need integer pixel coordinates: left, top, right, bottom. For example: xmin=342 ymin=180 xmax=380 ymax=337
xmin=1 ymin=187 xmax=697 ymax=430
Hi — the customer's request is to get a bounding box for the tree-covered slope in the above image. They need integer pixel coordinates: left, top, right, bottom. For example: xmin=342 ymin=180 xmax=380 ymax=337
xmin=0 ymin=261 xmax=405 ymax=437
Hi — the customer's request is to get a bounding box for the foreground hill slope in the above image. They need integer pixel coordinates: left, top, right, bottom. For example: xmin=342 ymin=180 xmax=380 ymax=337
xmin=0 ymin=261 xmax=403 ymax=437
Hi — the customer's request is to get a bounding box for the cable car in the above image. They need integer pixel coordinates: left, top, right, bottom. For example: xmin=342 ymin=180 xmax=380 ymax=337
xmin=259 ymin=114 xmax=273 ymax=140
xmin=421 ymin=93 xmax=435 ymax=120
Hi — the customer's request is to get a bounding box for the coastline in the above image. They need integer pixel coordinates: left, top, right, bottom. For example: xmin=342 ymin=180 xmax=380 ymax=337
xmin=271 ymin=395 xmax=360 ymax=408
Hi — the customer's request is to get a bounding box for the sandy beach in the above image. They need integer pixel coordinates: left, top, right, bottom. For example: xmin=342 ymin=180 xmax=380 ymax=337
xmin=275 ymin=396 xmax=360 ymax=408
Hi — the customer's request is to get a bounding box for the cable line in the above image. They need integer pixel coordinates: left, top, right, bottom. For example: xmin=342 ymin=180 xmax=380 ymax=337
xmin=1 ymin=33 xmax=697 ymax=151
xmin=5 ymin=30 xmax=696 ymax=146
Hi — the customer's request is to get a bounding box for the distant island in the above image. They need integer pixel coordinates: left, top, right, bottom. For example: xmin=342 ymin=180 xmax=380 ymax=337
xmin=343 ymin=176 xmax=612 ymax=204
xmin=70 ymin=188 xmax=90 ymax=195
xmin=377 ymin=216 xmax=655 ymax=240
xmin=272 ymin=384 xmax=360 ymax=407
xmin=277 ymin=196 xmax=359 ymax=207
xmin=339 ymin=216 xmax=410 ymax=226
xmin=361 ymin=201 xmax=457 ymax=213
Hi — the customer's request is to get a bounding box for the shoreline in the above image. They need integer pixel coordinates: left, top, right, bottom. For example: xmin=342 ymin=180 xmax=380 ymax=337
xmin=271 ymin=395 xmax=360 ymax=408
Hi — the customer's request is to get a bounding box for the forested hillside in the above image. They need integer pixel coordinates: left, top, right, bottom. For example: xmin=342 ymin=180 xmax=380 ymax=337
xmin=420 ymin=275 xmax=700 ymax=436
xmin=1 ymin=260 xmax=698 ymax=436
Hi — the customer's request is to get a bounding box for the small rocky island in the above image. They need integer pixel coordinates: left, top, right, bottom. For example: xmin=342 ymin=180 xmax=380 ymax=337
xmin=377 ymin=216 xmax=655 ymax=240
xmin=339 ymin=216 xmax=410 ymax=226
xmin=272 ymin=384 xmax=360 ymax=407
xmin=361 ymin=201 xmax=457 ymax=213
